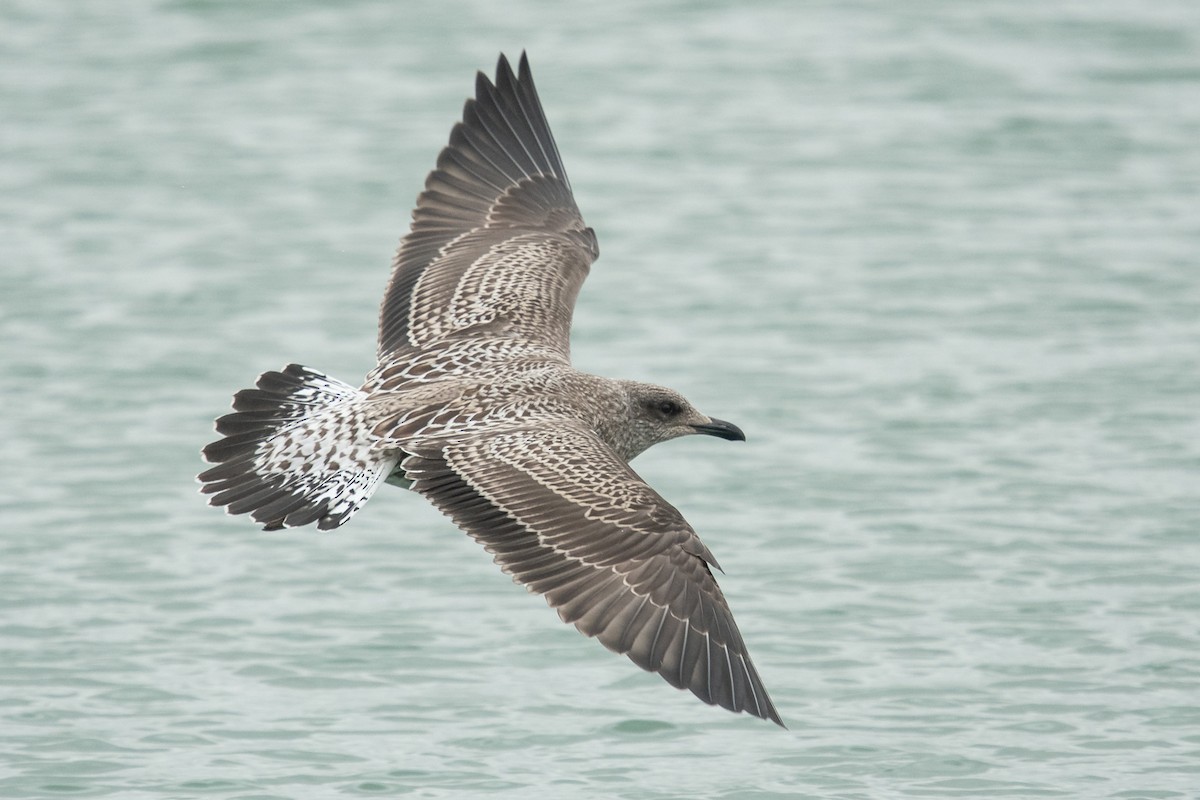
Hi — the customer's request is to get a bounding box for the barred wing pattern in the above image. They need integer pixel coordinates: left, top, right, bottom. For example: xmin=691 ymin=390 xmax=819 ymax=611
xmin=378 ymin=53 xmax=599 ymax=364
xmin=403 ymin=425 xmax=784 ymax=726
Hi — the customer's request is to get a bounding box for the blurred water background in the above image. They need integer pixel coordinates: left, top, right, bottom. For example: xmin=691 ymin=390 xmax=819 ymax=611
xmin=2 ymin=1 xmax=1199 ymax=797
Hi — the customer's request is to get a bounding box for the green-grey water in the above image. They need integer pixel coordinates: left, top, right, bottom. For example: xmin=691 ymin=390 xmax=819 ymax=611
xmin=3 ymin=1 xmax=1199 ymax=797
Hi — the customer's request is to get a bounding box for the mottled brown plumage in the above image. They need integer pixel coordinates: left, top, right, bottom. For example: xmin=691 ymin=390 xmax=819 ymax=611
xmin=199 ymin=53 xmax=782 ymax=726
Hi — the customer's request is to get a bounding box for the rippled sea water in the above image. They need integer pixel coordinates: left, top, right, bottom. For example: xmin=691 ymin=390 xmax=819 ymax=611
xmin=3 ymin=1 xmax=1199 ymax=797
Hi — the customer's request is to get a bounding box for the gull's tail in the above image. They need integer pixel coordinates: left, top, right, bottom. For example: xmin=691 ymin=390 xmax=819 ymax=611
xmin=198 ymin=364 xmax=397 ymax=530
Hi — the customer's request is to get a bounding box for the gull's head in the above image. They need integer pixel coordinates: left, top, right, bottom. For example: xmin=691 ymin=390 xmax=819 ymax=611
xmin=614 ymin=381 xmax=745 ymax=461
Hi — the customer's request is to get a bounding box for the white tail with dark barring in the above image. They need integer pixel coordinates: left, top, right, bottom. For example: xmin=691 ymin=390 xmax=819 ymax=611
xmin=198 ymin=364 xmax=398 ymax=531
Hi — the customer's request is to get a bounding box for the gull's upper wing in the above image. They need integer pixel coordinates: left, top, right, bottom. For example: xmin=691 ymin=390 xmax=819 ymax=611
xmin=377 ymin=53 xmax=598 ymax=366
xmin=401 ymin=425 xmax=784 ymax=726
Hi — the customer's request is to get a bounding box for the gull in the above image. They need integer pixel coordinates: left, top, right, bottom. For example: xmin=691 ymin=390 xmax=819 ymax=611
xmin=199 ymin=53 xmax=782 ymax=726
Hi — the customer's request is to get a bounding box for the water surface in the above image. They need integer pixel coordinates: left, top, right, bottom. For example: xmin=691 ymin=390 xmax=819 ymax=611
xmin=2 ymin=1 xmax=1198 ymax=797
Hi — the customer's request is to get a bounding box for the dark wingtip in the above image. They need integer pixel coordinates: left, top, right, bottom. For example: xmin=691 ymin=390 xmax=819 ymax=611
xmin=474 ymin=68 xmax=493 ymax=99
xmin=767 ymin=706 xmax=788 ymax=729
xmin=496 ymin=51 xmax=517 ymax=83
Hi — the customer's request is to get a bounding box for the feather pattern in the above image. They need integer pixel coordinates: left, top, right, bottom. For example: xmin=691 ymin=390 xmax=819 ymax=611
xmin=401 ymin=426 xmax=783 ymax=726
xmin=376 ymin=53 xmax=598 ymax=367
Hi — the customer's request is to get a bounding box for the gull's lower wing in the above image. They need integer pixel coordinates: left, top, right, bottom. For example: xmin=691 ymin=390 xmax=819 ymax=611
xmin=400 ymin=424 xmax=784 ymax=726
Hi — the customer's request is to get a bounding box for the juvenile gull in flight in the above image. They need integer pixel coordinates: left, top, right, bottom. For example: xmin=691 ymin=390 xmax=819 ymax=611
xmin=199 ymin=53 xmax=782 ymax=726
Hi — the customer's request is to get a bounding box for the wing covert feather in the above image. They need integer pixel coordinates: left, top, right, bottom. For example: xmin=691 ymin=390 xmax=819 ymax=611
xmin=402 ymin=426 xmax=783 ymax=726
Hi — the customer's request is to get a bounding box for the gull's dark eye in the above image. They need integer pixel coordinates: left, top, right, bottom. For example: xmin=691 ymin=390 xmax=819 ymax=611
xmin=656 ymin=400 xmax=682 ymax=417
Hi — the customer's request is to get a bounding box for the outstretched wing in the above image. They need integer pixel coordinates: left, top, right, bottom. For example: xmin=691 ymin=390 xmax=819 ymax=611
xmin=401 ymin=425 xmax=784 ymax=726
xmin=377 ymin=52 xmax=598 ymax=365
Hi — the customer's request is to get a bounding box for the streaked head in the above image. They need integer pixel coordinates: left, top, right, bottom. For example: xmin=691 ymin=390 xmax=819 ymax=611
xmin=613 ymin=381 xmax=745 ymax=460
